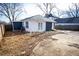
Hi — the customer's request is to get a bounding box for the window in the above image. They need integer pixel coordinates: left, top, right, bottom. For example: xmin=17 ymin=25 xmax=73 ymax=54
xmin=38 ymin=23 xmax=40 ymax=30
xmin=26 ymin=22 xmax=29 ymax=28
xmin=38 ymin=23 xmax=42 ymax=30
xmin=40 ymin=23 xmax=42 ymax=30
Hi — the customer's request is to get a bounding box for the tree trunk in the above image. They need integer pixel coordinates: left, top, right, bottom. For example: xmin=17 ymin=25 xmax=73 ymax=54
xmin=11 ymin=21 xmax=14 ymax=32
xmin=9 ymin=19 xmax=14 ymax=32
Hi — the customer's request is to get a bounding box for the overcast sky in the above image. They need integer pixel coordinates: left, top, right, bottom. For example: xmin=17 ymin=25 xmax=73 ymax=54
xmin=0 ymin=3 xmax=74 ymax=23
xmin=23 ymin=3 xmax=71 ymax=16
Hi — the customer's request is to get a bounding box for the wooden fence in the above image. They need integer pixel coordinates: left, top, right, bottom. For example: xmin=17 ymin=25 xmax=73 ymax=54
xmin=0 ymin=24 xmax=5 ymax=43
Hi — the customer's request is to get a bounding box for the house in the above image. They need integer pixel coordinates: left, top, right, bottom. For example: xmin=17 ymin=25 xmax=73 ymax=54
xmin=13 ymin=15 xmax=55 ymax=32
xmin=55 ymin=17 xmax=79 ymax=30
xmin=55 ymin=17 xmax=79 ymax=23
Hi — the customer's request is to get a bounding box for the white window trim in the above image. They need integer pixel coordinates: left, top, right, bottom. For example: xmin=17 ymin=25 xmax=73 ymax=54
xmin=38 ymin=23 xmax=42 ymax=30
xmin=26 ymin=22 xmax=29 ymax=28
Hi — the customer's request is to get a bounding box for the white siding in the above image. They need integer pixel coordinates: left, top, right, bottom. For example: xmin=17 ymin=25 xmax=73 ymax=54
xmin=52 ymin=23 xmax=55 ymax=30
xmin=23 ymin=21 xmax=46 ymax=32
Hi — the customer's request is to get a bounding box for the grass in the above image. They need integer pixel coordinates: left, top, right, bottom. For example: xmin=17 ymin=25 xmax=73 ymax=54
xmin=0 ymin=31 xmax=31 ymax=56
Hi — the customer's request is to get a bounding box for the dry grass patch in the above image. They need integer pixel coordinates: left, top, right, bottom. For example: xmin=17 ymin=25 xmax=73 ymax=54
xmin=0 ymin=31 xmax=31 ymax=56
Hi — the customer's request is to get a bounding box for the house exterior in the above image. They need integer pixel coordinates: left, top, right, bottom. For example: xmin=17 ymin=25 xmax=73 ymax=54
xmin=55 ymin=17 xmax=79 ymax=30
xmin=13 ymin=15 xmax=55 ymax=32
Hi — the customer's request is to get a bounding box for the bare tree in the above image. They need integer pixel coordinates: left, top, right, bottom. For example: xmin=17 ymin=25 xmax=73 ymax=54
xmin=36 ymin=3 xmax=56 ymax=17
xmin=52 ymin=7 xmax=65 ymax=18
xmin=0 ymin=3 xmax=23 ymax=31
xmin=66 ymin=3 xmax=79 ymax=18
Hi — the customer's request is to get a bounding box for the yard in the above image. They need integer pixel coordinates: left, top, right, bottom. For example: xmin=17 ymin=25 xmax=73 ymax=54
xmin=0 ymin=30 xmax=79 ymax=56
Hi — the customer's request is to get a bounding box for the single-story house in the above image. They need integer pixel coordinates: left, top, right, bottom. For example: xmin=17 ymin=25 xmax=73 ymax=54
xmin=13 ymin=15 xmax=55 ymax=32
xmin=55 ymin=17 xmax=79 ymax=23
xmin=55 ymin=17 xmax=79 ymax=30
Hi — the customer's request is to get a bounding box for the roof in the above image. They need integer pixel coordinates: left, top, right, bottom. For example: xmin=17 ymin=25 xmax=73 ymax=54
xmin=55 ymin=17 xmax=79 ymax=23
xmin=45 ymin=14 xmax=59 ymax=19
xmin=21 ymin=15 xmax=55 ymax=22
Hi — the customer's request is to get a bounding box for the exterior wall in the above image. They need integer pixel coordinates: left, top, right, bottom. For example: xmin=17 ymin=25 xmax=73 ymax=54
xmin=52 ymin=23 xmax=55 ymax=30
xmin=13 ymin=22 xmax=22 ymax=30
xmin=56 ymin=23 xmax=79 ymax=25
xmin=55 ymin=23 xmax=79 ymax=30
xmin=23 ymin=21 xmax=46 ymax=32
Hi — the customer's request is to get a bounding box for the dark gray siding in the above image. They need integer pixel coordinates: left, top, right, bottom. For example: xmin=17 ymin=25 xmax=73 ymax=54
xmin=55 ymin=25 xmax=79 ymax=30
xmin=13 ymin=22 xmax=23 ymax=30
xmin=55 ymin=17 xmax=79 ymax=30
xmin=55 ymin=17 xmax=79 ymax=23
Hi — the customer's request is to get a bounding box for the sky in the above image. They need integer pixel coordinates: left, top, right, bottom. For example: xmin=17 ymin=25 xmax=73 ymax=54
xmin=23 ymin=3 xmax=71 ymax=16
xmin=0 ymin=3 xmax=76 ymax=23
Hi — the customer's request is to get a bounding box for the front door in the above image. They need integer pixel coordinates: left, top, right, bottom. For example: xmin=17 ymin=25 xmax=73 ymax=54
xmin=46 ymin=22 xmax=52 ymax=31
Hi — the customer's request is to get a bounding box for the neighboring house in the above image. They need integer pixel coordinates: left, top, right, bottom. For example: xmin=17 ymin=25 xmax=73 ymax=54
xmin=13 ymin=15 xmax=55 ymax=32
xmin=55 ymin=17 xmax=79 ymax=30
xmin=55 ymin=17 xmax=79 ymax=24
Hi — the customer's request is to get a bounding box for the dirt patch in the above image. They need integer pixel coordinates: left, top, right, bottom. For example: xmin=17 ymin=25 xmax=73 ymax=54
xmin=68 ymin=43 xmax=79 ymax=49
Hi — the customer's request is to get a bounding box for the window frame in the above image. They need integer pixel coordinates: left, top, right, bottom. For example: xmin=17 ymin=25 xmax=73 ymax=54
xmin=38 ymin=23 xmax=43 ymax=30
xmin=26 ymin=22 xmax=29 ymax=28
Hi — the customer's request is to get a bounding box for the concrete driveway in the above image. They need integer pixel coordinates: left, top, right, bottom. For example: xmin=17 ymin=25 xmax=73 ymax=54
xmin=31 ymin=30 xmax=79 ymax=56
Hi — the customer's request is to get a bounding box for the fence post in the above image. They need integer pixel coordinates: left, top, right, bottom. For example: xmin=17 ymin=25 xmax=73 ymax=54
xmin=0 ymin=24 xmax=5 ymax=47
